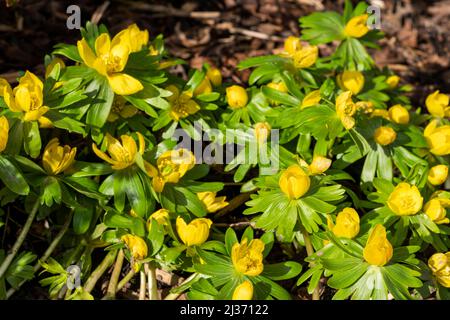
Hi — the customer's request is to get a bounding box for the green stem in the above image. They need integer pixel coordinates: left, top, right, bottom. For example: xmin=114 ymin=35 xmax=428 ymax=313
xmin=116 ymin=269 xmax=135 ymax=293
xmin=300 ymin=226 xmax=320 ymax=301
xmin=163 ymin=273 xmax=198 ymax=300
xmin=0 ymin=199 xmax=40 ymax=280
xmin=103 ymin=249 xmax=124 ymax=300
xmin=6 ymin=209 xmax=74 ymax=299
xmin=139 ymin=270 xmax=146 ymax=300
xmin=145 ymin=263 xmax=158 ymax=300
xmin=83 ymin=249 xmax=118 ymax=293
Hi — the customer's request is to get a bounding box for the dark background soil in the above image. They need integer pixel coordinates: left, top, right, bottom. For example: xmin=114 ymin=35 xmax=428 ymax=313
xmin=1 ymin=0 xmax=449 ymax=106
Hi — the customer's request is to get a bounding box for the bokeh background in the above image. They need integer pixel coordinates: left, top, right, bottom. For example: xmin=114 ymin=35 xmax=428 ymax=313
xmin=1 ymin=0 xmax=449 ymax=107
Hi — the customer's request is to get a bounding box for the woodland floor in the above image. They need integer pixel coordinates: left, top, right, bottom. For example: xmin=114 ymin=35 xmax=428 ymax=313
xmin=0 ymin=0 xmax=449 ymax=299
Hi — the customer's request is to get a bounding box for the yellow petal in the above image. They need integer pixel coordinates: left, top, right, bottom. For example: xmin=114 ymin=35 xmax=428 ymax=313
xmin=77 ymin=38 xmax=97 ymax=68
xmin=95 ymin=33 xmax=111 ymax=57
xmin=107 ymin=73 xmax=143 ymax=96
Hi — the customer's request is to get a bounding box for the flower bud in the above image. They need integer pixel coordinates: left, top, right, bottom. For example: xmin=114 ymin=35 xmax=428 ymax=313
xmin=428 ymin=165 xmax=449 ymax=186
xmin=284 ymin=36 xmax=302 ymax=56
xmin=254 ymin=122 xmax=271 ymax=144
xmin=206 ymin=67 xmax=222 ymax=87
xmin=226 ymin=85 xmax=248 ymax=109
xmin=388 ymin=104 xmax=409 ymax=124
xmin=386 ymin=75 xmax=400 ymax=89
xmin=328 ymin=208 xmax=360 ymax=239
xmin=424 ymin=120 xmax=450 ymax=156
xmin=279 ymin=165 xmax=310 ymax=200
xmin=308 ymin=156 xmax=331 ymax=175
xmin=42 ymin=138 xmax=77 ymax=175
xmin=232 ymin=280 xmax=253 ymax=300
xmin=292 ymin=45 xmax=318 ymax=69
xmin=337 ymin=71 xmax=365 ymax=95
xmin=374 ymin=126 xmax=397 ymax=146
xmin=344 ymin=14 xmax=369 ymax=38
xmin=363 ymin=224 xmax=393 ymax=266
xmin=428 ymin=252 xmax=450 ymax=288
xmin=387 ymin=182 xmax=423 ymax=216
xmin=176 ymin=217 xmax=212 ymax=246
xmin=0 ymin=116 xmax=9 ymax=153
xmin=426 ymin=90 xmax=449 ymax=118
xmin=301 ymin=90 xmax=321 ymax=109
xmin=424 ymin=199 xmax=449 ymax=225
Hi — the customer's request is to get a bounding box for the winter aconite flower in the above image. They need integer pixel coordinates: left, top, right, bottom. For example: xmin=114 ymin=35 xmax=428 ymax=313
xmin=428 ymin=252 xmax=450 ymax=288
xmin=344 ymin=14 xmax=369 ymax=38
xmin=232 ymin=280 xmax=253 ymax=300
xmin=328 ymin=208 xmax=360 ymax=239
xmin=117 ymin=24 xmax=149 ymax=53
xmin=387 ymin=182 xmax=423 ymax=216
xmin=279 ymin=165 xmax=310 ymax=200
xmin=386 ymin=75 xmax=400 ymax=89
xmin=424 ymin=120 xmax=450 ymax=156
xmin=197 ymin=191 xmax=229 ymax=213
xmin=254 ymin=122 xmax=271 ymax=144
xmin=426 ymin=90 xmax=449 ymax=118
xmin=428 ymin=165 xmax=448 ymax=186
xmin=148 ymin=208 xmax=170 ymax=227
xmin=42 ymin=138 xmax=76 ymax=175
xmin=374 ymin=126 xmax=397 ymax=146
xmin=337 ymin=71 xmax=365 ymax=95
xmin=176 ymin=217 xmax=212 ymax=246
xmin=424 ymin=199 xmax=449 ymax=225
xmin=145 ymin=148 xmax=196 ymax=192
xmin=0 ymin=116 xmax=9 ymax=153
xmin=301 ymin=90 xmax=321 ymax=109
xmin=107 ymin=96 xmax=138 ymax=122
xmin=267 ymin=81 xmax=288 ymax=93
xmin=193 ymin=78 xmax=213 ymax=96
xmin=284 ymin=36 xmax=302 ymax=56
xmin=232 ymin=238 xmax=264 ymax=276
xmin=166 ymin=85 xmax=201 ymax=121
xmin=2 ymin=71 xmax=52 ymax=127
xmin=388 ymin=105 xmax=409 ymax=124
xmin=121 ymin=234 xmax=148 ymax=272
xmin=292 ymin=45 xmax=318 ymax=69
xmin=92 ymin=132 xmax=145 ymax=170
xmin=206 ymin=67 xmax=222 ymax=87
xmin=226 ymin=85 xmax=248 ymax=109
xmin=336 ymin=91 xmax=356 ymax=129
xmin=308 ymin=156 xmax=332 ymax=175
xmin=363 ymin=224 xmax=393 ymax=266
xmin=77 ymin=32 xmax=143 ymax=96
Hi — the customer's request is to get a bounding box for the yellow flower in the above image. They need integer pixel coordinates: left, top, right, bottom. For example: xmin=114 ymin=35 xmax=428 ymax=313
xmin=328 ymin=208 xmax=360 ymax=239
xmin=344 ymin=14 xmax=369 ymax=38
xmin=166 ymin=85 xmax=201 ymax=121
xmin=363 ymin=224 xmax=393 ymax=266
xmin=145 ymin=148 xmax=196 ymax=192
xmin=335 ymin=91 xmax=356 ymax=129
xmin=197 ymin=191 xmax=229 ymax=213
xmin=45 ymin=57 xmax=66 ymax=79
xmin=308 ymin=156 xmax=331 ymax=175
xmin=424 ymin=120 xmax=450 ymax=156
xmin=387 ymin=182 xmax=423 ymax=216
xmin=226 ymin=85 xmax=248 ymax=109
xmin=176 ymin=217 xmax=212 ymax=246
xmin=386 ymin=75 xmax=400 ymax=89
xmin=337 ymin=71 xmax=364 ymax=95
xmin=107 ymin=96 xmax=138 ymax=122
xmin=428 ymin=252 xmax=450 ymax=288
xmin=121 ymin=234 xmax=148 ymax=272
xmin=116 ymin=24 xmax=149 ymax=53
xmin=424 ymin=199 xmax=449 ymax=225
xmin=0 ymin=116 xmax=9 ymax=153
xmin=292 ymin=45 xmax=318 ymax=69
xmin=77 ymin=33 xmax=143 ymax=96
xmin=428 ymin=165 xmax=448 ymax=186
xmin=92 ymin=132 xmax=145 ymax=170
xmin=279 ymin=165 xmax=310 ymax=200
xmin=232 ymin=238 xmax=264 ymax=276
xmin=148 ymin=208 xmax=170 ymax=226
xmin=206 ymin=67 xmax=222 ymax=87
xmin=284 ymin=36 xmax=302 ymax=56
xmin=426 ymin=90 xmax=449 ymax=118
xmin=267 ymin=81 xmax=288 ymax=93
xmin=374 ymin=126 xmax=397 ymax=146
xmin=301 ymin=90 xmax=321 ymax=109
xmin=2 ymin=71 xmax=52 ymax=127
xmin=370 ymin=109 xmax=390 ymax=120
xmin=193 ymin=78 xmax=212 ymax=96
xmin=232 ymin=280 xmax=253 ymax=300
xmin=388 ymin=104 xmax=409 ymax=124
xmin=254 ymin=122 xmax=271 ymax=144
xmin=42 ymin=138 xmax=77 ymax=175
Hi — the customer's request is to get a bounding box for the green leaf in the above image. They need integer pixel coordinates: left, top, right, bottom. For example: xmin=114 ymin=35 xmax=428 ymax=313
xmin=23 ymin=121 xmax=41 ymax=158
xmin=86 ymin=76 xmax=114 ymax=128
xmin=300 ymin=11 xmax=345 ymax=44
xmin=262 ymin=261 xmax=302 ymax=280
xmin=0 ymin=156 xmax=29 ymax=195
